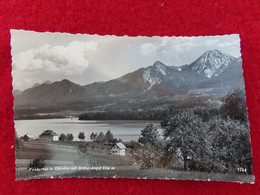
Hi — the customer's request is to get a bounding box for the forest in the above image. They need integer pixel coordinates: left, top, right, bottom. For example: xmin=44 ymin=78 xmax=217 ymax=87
xmin=131 ymin=90 xmax=253 ymax=174
xmin=78 ymin=93 xmax=219 ymax=121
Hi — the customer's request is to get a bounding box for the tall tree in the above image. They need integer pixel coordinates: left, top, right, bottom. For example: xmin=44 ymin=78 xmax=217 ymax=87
xmin=138 ymin=124 xmax=159 ymax=147
xmin=104 ymin=130 xmax=114 ymax=143
xmin=163 ymin=110 xmax=209 ymax=171
xmin=96 ymin=132 xmax=105 ymax=142
xmin=207 ymin=116 xmax=252 ymax=173
xmin=90 ymin=132 xmax=97 ymax=142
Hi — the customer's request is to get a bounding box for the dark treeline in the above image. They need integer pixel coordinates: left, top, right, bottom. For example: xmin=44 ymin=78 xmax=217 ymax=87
xmin=78 ymin=92 xmax=222 ymax=121
xmin=15 ymin=114 xmax=66 ymax=120
xmin=14 ymin=108 xmax=66 ymax=120
xmin=78 ymin=110 xmax=169 ymax=120
xmin=78 ymin=107 xmax=223 ymax=121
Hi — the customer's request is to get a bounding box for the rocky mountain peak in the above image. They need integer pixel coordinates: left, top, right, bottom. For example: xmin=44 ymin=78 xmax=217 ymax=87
xmin=191 ymin=49 xmax=236 ymax=78
xmin=153 ymin=61 xmax=165 ymax=67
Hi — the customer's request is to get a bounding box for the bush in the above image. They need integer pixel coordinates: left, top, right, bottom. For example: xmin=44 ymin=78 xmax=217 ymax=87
xmin=78 ymin=143 xmax=89 ymax=154
xmin=133 ymin=144 xmax=163 ymax=169
xmin=66 ymin=133 xmax=74 ymax=141
xmin=28 ymin=156 xmax=47 ymax=170
xmin=78 ymin=132 xmax=85 ymax=141
xmin=59 ymin=133 xmax=66 ymax=141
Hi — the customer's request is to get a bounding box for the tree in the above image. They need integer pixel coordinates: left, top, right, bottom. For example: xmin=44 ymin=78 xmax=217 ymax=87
xmin=163 ymin=110 xmax=210 ymax=171
xmin=78 ymin=132 xmax=85 ymax=141
xmin=96 ymin=132 xmax=104 ymax=142
xmin=39 ymin=130 xmax=56 ymax=140
xmin=138 ymin=124 xmax=159 ymax=147
xmin=59 ymin=133 xmax=66 ymax=141
xmin=133 ymin=143 xmax=163 ymax=169
xmin=207 ymin=116 xmax=252 ymax=173
xmin=90 ymin=132 xmax=97 ymax=142
xmin=220 ymin=89 xmax=248 ymax=122
xmin=161 ymin=106 xmax=253 ymax=174
xmin=104 ymin=130 xmax=114 ymax=143
xmin=66 ymin=133 xmax=74 ymax=141
xmin=78 ymin=142 xmax=89 ymax=154
xmin=112 ymin=138 xmax=118 ymax=144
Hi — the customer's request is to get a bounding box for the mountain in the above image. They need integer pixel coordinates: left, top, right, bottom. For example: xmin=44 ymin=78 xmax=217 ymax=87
xmin=187 ymin=49 xmax=236 ymax=78
xmin=107 ymin=49 xmax=242 ymax=94
xmin=14 ymin=50 xmax=244 ymax=111
xmin=31 ymin=80 xmax=53 ymax=88
xmin=195 ymin=57 xmax=244 ymax=94
xmin=15 ymin=79 xmax=87 ymax=107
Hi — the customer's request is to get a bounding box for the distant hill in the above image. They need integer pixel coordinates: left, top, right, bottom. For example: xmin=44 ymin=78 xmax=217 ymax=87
xmin=31 ymin=80 xmax=53 ymax=88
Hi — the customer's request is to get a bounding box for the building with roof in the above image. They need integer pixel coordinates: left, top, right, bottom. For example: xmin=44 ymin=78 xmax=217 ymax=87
xmin=20 ymin=133 xmax=37 ymax=142
xmin=20 ymin=134 xmax=30 ymax=142
xmin=111 ymin=142 xmax=126 ymax=156
xmin=39 ymin=130 xmax=59 ymax=141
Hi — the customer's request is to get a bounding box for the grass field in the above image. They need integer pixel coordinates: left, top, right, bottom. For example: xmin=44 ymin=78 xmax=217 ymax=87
xmin=15 ymin=140 xmax=255 ymax=183
xmin=15 ymin=140 xmax=134 ymax=180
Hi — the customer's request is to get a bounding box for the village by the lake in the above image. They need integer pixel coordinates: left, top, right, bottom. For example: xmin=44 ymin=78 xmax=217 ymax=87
xmin=15 ymin=110 xmax=254 ymax=183
xmin=15 ymin=126 xmax=137 ymax=180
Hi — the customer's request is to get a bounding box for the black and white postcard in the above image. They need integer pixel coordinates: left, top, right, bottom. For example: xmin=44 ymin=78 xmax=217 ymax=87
xmin=11 ymin=30 xmax=254 ymax=183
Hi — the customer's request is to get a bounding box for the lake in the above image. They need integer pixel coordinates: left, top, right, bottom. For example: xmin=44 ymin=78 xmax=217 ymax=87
xmin=14 ymin=118 xmax=162 ymax=142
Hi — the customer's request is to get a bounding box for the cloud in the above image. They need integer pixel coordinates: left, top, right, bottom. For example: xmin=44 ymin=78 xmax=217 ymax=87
xmin=204 ymin=39 xmax=220 ymax=47
xmin=173 ymin=41 xmax=195 ymax=53
xmin=140 ymin=43 xmax=158 ymax=56
xmin=12 ymin=41 xmax=98 ymax=75
xmin=218 ymin=40 xmax=239 ymax=48
xmin=140 ymin=38 xmax=197 ymax=57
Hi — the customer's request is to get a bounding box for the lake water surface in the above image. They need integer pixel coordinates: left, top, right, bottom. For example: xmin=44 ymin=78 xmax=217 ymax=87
xmin=14 ymin=118 xmax=162 ymax=142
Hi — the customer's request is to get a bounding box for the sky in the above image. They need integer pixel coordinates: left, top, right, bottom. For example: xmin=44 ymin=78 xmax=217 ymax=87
xmin=11 ymin=30 xmax=241 ymax=91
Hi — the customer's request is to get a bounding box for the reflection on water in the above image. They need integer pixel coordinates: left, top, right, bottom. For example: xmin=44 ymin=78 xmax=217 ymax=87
xmin=14 ymin=118 xmax=162 ymax=142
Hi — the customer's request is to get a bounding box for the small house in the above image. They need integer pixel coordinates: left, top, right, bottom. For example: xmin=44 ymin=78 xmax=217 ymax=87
xmin=52 ymin=134 xmax=59 ymax=141
xmin=20 ymin=133 xmax=36 ymax=141
xmin=111 ymin=142 xmax=126 ymax=156
xmin=21 ymin=134 xmax=30 ymax=142
xmin=39 ymin=130 xmax=59 ymax=141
